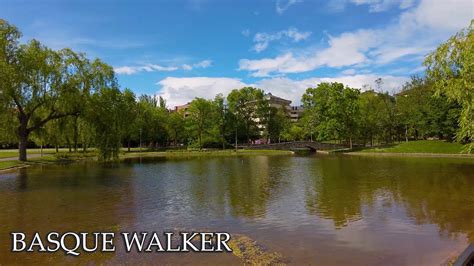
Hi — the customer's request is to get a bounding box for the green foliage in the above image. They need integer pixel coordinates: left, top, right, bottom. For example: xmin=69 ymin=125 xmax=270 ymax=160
xmin=86 ymin=87 xmax=127 ymax=161
xmin=267 ymin=106 xmax=290 ymax=142
xmin=167 ymin=110 xmax=185 ymax=145
xmin=425 ymin=20 xmax=473 ymax=151
xmin=302 ymin=82 xmax=360 ymax=147
xmin=186 ymin=98 xmax=218 ymax=149
xmin=227 ymin=87 xmax=267 ymax=142
xmin=396 ymin=76 xmax=460 ymax=141
xmin=281 ymin=124 xmax=305 ymax=141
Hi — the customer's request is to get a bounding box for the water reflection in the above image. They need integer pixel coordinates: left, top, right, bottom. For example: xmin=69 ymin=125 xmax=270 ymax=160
xmin=0 ymin=155 xmax=473 ymax=264
xmin=304 ymin=156 xmax=474 ymax=241
xmin=0 ymin=163 xmax=136 ymax=264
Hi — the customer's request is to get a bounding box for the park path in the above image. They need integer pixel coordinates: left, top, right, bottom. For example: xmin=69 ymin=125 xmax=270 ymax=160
xmin=0 ymin=153 xmax=44 ymax=162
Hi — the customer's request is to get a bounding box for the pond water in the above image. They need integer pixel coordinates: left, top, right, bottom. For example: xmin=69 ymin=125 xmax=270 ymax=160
xmin=0 ymin=154 xmax=473 ymax=265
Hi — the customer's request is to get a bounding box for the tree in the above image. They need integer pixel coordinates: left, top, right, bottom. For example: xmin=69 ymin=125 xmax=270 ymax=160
xmin=227 ymin=87 xmax=266 ymax=143
xmin=396 ymin=76 xmax=460 ymax=141
xmin=167 ymin=110 xmax=185 ymax=146
xmin=281 ymin=124 xmax=305 ymax=141
xmin=1 ymin=20 xmax=119 ymax=160
xmin=135 ymin=95 xmax=169 ymax=148
xmin=424 ymin=20 xmax=473 ymax=151
xmin=121 ymin=89 xmax=138 ymax=151
xmin=213 ymin=94 xmax=227 ymax=149
xmin=266 ymin=106 xmax=290 ymax=143
xmin=358 ymin=89 xmax=382 ymax=146
xmin=302 ymin=82 xmax=360 ymax=148
xmin=86 ymin=86 xmax=127 ymax=161
xmin=1 ymin=28 xmax=76 ymax=159
xmin=186 ymin=98 xmax=217 ymax=149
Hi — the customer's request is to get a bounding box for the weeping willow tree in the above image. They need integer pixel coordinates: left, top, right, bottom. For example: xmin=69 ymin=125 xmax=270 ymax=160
xmin=424 ymin=20 xmax=473 ymax=152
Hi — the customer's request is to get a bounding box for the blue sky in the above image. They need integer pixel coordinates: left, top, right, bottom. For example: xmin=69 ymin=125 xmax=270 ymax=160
xmin=1 ymin=0 xmax=472 ymax=106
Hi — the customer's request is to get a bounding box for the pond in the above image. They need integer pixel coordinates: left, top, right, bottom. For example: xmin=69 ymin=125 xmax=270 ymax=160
xmin=0 ymin=154 xmax=473 ymax=264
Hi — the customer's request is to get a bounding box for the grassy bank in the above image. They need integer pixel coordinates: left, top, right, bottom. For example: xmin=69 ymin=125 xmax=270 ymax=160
xmin=0 ymin=148 xmax=87 ymax=159
xmin=354 ymin=140 xmax=469 ymax=154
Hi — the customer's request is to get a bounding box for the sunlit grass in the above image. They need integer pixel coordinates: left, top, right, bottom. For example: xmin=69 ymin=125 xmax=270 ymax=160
xmin=0 ymin=161 xmax=24 ymax=170
xmin=359 ymin=140 xmax=468 ymax=154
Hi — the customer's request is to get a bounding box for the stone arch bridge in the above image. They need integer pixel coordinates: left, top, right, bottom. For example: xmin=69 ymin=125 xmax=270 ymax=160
xmin=244 ymin=141 xmax=349 ymax=152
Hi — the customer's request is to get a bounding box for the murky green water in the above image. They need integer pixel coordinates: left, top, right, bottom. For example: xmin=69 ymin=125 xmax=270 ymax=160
xmin=0 ymin=154 xmax=473 ymax=265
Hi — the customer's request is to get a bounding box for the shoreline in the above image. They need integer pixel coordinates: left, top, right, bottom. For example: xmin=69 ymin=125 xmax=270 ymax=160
xmin=2 ymin=149 xmax=473 ymax=173
xmin=0 ymin=150 xmax=294 ymax=172
xmin=346 ymin=151 xmax=474 ymax=158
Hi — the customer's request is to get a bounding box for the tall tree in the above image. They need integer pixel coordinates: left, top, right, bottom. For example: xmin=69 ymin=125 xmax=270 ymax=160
xmin=1 ymin=23 xmax=76 ymax=160
xmin=186 ymin=98 xmax=216 ymax=149
xmin=424 ymin=21 xmax=473 ymax=151
xmin=266 ymin=106 xmax=290 ymax=143
xmin=121 ymin=89 xmax=138 ymax=151
xmin=227 ymin=87 xmax=266 ymax=143
xmin=167 ymin=110 xmax=185 ymax=146
xmin=358 ymin=89 xmax=382 ymax=146
xmin=214 ymin=94 xmax=227 ymax=149
xmin=302 ymin=82 xmax=360 ymax=147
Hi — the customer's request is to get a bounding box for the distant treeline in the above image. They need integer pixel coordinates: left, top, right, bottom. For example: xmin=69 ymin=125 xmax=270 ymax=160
xmin=1 ymin=19 xmax=472 ymax=161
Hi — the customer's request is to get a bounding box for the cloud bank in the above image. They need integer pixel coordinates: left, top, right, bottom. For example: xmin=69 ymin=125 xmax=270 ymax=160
xmin=157 ymin=75 xmax=409 ymax=108
xmin=240 ymin=0 xmax=472 ymax=77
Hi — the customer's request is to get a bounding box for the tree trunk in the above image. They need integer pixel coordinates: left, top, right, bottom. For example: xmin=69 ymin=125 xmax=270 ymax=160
xmin=17 ymin=116 xmax=29 ymax=162
xmin=235 ymin=128 xmax=238 ymax=152
xmin=18 ymin=132 xmax=28 ymax=161
xmin=199 ymin=133 xmax=202 ymax=150
xmin=127 ymin=138 xmax=131 ymax=152
xmin=349 ymin=135 xmax=353 ymax=150
xmin=405 ymin=125 xmax=408 ymax=142
xmin=73 ymin=116 xmax=78 ymax=152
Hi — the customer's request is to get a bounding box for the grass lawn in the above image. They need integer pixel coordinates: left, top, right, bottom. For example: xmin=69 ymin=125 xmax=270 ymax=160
xmin=0 ymin=161 xmax=24 ymax=170
xmin=0 ymin=148 xmax=66 ymax=159
xmin=358 ymin=140 xmax=468 ymax=154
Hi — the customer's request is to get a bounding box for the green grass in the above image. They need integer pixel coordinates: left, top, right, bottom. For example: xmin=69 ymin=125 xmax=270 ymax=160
xmin=0 ymin=148 xmax=70 ymax=159
xmin=0 ymin=161 xmax=24 ymax=170
xmin=358 ymin=140 xmax=468 ymax=154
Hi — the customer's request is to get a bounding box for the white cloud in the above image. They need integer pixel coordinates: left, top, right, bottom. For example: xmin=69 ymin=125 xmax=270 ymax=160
xmin=241 ymin=29 xmax=250 ymax=37
xmin=181 ymin=60 xmax=212 ymax=70
xmin=157 ymin=74 xmax=408 ymax=107
xmin=341 ymin=69 xmax=357 ymax=75
xmin=276 ymin=0 xmax=303 ymax=14
xmin=194 ymin=60 xmax=212 ymax=68
xmin=157 ymin=77 xmax=248 ymax=108
xmin=114 ymin=64 xmax=178 ymax=75
xmin=114 ymin=60 xmax=212 ymax=75
xmin=239 ymin=0 xmax=472 ymax=77
xmin=331 ymin=0 xmax=415 ymax=13
xmin=253 ymin=27 xmax=311 ymax=52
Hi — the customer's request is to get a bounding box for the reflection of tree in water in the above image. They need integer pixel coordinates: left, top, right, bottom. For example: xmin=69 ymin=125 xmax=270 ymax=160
xmin=187 ymin=156 xmax=289 ymax=218
xmin=392 ymin=160 xmax=474 ymax=242
xmin=0 ymin=163 xmax=136 ymax=264
xmin=305 ymin=156 xmax=474 ymax=240
xmin=305 ymin=157 xmax=371 ymax=228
